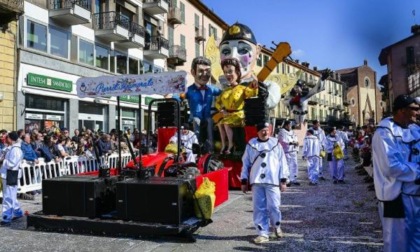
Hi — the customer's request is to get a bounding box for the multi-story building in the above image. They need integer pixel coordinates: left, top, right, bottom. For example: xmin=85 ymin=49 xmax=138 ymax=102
xmin=0 ymin=0 xmax=24 ymax=130
xmin=337 ymin=60 xmax=382 ymax=126
xmin=168 ymin=0 xmax=227 ymax=85
xmin=18 ymin=0 xmax=169 ymax=133
xmin=17 ymin=0 xmax=231 ymax=133
xmin=379 ymin=25 xmax=420 ymax=111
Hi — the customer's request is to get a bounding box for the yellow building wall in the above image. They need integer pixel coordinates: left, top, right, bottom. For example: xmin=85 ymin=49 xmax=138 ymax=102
xmin=0 ymin=20 xmax=17 ymax=130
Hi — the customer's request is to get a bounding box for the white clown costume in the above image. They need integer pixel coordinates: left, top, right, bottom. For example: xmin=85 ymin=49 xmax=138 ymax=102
xmin=1 ymin=139 xmax=24 ymax=225
xmin=324 ymin=132 xmax=345 ymax=183
xmin=278 ymin=126 xmax=299 ymax=184
xmin=302 ymin=131 xmax=321 ymax=184
xmin=169 ymin=130 xmax=198 ymax=163
xmin=373 ymin=117 xmax=420 ymax=252
xmin=310 ymin=126 xmax=326 ymax=178
xmin=241 ymin=136 xmax=289 ymax=239
xmin=406 ymin=122 xmax=420 ymax=251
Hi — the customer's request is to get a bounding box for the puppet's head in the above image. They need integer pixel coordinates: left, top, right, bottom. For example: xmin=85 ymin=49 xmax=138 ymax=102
xmin=219 ymin=23 xmax=261 ymax=81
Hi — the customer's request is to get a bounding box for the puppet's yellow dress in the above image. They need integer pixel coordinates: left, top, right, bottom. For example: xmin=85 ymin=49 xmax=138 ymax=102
xmin=215 ymin=84 xmax=257 ymax=127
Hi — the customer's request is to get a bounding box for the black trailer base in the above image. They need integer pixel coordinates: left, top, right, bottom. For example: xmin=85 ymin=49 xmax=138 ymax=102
xmin=27 ymin=211 xmax=205 ymax=242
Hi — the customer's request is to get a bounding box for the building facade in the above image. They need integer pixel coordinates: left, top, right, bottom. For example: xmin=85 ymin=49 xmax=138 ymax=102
xmin=337 ymin=60 xmax=382 ymax=126
xmin=0 ymin=0 xmax=24 ymax=130
xmin=18 ymin=0 xmax=169 ymax=133
xmin=379 ymin=25 xmax=420 ymax=111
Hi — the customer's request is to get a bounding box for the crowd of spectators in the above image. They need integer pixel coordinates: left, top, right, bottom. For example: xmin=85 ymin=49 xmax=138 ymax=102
xmin=0 ymin=127 xmax=159 ymax=164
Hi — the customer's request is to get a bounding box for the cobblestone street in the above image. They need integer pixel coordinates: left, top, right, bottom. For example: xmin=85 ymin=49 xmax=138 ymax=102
xmin=0 ymin=154 xmax=382 ymax=252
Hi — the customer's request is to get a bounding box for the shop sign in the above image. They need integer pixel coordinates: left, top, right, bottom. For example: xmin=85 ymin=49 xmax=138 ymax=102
xmin=27 ymin=73 xmax=73 ymax=92
xmin=26 ymin=113 xmax=43 ymax=120
xmin=46 ymin=115 xmax=62 ymax=121
xmin=120 ymin=95 xmax=140 ymax=103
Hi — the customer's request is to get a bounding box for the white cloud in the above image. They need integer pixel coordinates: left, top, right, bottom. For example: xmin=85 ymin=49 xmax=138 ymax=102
xmin=292 ymin=49 xmax=305 ymax=58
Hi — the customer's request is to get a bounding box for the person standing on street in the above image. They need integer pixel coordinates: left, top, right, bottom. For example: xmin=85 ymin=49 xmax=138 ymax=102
xmin=310 ymin=120 xmax=326 ymax=180
xmin=302 ymin=129 xmax=321 ymax=185
xmin=241 ymin=122 xmax=289 ymax=244
xmin=0 ymin=131 xmax=24 ymax=226
xmin=278 ymin=120 xmax=300 ymax=186
xmin=325 ymin=127 xmax=345 ymax=184
xmin=373 ymin=94 xmax=420 ymax=252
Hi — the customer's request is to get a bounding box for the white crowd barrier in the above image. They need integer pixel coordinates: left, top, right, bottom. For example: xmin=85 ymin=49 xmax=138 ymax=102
xmin=0 ymin=152 xmax=134 ymax=198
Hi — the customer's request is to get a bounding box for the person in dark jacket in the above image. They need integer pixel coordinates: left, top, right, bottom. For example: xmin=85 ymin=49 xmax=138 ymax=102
xmin=21 ymin=134 xmax=38 ymax=163
xmin=97 ymin=134 xmax=112 ymax=156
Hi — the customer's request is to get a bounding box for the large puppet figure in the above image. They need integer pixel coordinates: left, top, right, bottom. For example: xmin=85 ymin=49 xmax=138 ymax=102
xmin=285 ymin=71 xmax=331 ymax=127
xmin=218 ymin=22 xmax=281 ymax=110
xmin=215 ymin=58 xmax=257 ymax=154
xmin=184 ymin=56 xmax=221 ymax=152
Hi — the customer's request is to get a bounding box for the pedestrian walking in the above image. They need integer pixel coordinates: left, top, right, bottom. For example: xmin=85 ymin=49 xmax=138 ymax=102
xmin=240 ymin=122 xmax=289 ymax=244
xmin=0 ymin=131 xmax=24 ymax=226
xmin=309 ymin=120 xmax=326 ymax=180
xmin=325 ymin=127 xmax=345 ymax=184
xmin=302 ymin=129 xmax=321 ymax=185
xmin=278 ymin=120 xmax=300 ymax=186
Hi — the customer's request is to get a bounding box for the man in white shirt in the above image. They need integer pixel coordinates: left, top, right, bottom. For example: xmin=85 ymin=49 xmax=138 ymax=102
xmin=278 ymin=120 xmax=300 ymax=186
xmin=169 ymin=123 xmax=199 ymax=163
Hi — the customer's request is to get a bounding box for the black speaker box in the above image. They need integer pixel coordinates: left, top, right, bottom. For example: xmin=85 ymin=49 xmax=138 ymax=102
xmin=42 ymin=175 xmax=117 ymax=218
xmin=116 ymin=177 xmax=196 ymax=225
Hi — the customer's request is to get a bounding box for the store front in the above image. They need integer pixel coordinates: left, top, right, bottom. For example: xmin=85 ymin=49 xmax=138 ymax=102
xmin=78 ymin=101 xmax=108 ymax=133
xmin=24 ymin=94 xmax=68 ymax=133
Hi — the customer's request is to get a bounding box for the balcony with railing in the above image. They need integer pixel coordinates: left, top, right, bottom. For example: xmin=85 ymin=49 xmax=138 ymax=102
xmin=144 ymin=35 xmax=169 ymax=59
xmin=195 ymin=26 xmax=206 ymax=42
xmin=167 ymin=6 xmax=181 ymax=25
xmin=117 ymin=22 xmax=146 ymax=49
xmin=48 ymin=0 xmax=91 ymax=25
xmin=143 ymin=0 xmax=169 ymax=15
xmin=93 ymin=12 xmax=131 ymax=42
xmin=167 ymin=45 xmax=186 ymax=68
xmin=0 ymin=0 xmax=23 ymax=14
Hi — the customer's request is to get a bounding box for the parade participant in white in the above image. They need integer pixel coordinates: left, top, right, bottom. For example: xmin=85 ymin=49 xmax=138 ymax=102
xmin=310 ymin=120 xmax=326 ymax=180
xmin=169 ymin=123 xmax=199 ymax=163
xmin=302 ymin=129 xmax=321 ymax=185
xmin=241 ymin=122 xmax=289 ymax=244
xmin=373 ymin=94 xmax=420 ymax=252
xmin=336 ymin=125 xmax=349 ymax=158
xmin=324 ymin=127 xmax=345 ymax=184
xmin=0 ymin=131 xmax=24 ymax=226
xmin=278 ymin=120 xmax=300 ymax=186
xmin=407 ymin=121 xmax=420 ymax=251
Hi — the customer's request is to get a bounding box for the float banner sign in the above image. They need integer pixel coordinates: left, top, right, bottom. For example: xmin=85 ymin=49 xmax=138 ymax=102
xmin=76 ymin=71 xmax=187 ymax=98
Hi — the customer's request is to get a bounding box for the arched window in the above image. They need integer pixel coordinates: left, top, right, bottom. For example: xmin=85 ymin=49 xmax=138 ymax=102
xmin=364 ymin=77 xmax=370 ymax=88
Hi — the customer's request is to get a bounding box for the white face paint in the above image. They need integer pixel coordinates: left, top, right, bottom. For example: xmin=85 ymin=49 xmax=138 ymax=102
xmin=219 ymin=40 xmax=259 ymax=80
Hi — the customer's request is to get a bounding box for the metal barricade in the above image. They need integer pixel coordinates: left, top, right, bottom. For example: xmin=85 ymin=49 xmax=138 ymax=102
xmin=3 ymin=152 xmax=134 ymax=197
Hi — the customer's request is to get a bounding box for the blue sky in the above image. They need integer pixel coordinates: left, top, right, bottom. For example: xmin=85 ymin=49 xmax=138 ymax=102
xmin=202 ymin=0 xmax=419 ymax=84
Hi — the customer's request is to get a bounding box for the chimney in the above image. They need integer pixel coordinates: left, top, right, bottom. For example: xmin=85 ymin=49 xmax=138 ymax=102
xmin=302 ymin=62 xmax=310 ymax=68
xmin=364 ymin=59 xmax=368 ymax=66
xmin=295 ymin=59 xmax=299 ymax=64
xmin=313 ymin=66 xmax=318 ymax=71
xmin=411 ymin=24 xmax=420 ymax=34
